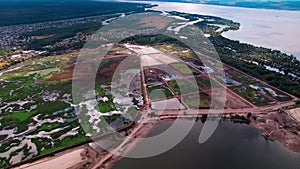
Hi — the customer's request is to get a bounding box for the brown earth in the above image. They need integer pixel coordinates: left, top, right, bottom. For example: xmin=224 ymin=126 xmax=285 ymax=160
xmin=210 ymin=88 xmax=253 ymax=109
xmin=140 ymin=16 xmax=174 ymax=29
xmin=251 ymin=111 xmax=300 ymax=153
xmin=47 ymin=72 xmax=73 ymax=81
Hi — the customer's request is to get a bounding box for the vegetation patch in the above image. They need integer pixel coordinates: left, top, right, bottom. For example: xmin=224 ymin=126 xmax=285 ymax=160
xmin=183 ymin=92 xmax=211 ymax=109
xmin=168 ymin=79 xmax=198 ymax=95
xmin=231 ymin=86 xmax=271 ymax=106
xmin=194 ymin=77 xmax=221 ymax=89
xmin=147 ymin=84 xmax=174 ymax=100
xmin=170 ymin=63 xmax=199 ymax=75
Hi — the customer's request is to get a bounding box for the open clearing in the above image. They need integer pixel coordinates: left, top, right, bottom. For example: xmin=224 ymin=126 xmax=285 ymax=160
xmin=16 ymin=148 xmax=85 ymax=169
xmin=151 ymin=98 xmax=185 ymax=110
xmin=140 ymin=15 xmax=174 ymax=29
xmin=288 ymin=108 xmax=300 ymax=122
xmin=141 ymin=53 xmax=178 ymax=67
xmin=211 ymin=89 xmax=253 ymax=109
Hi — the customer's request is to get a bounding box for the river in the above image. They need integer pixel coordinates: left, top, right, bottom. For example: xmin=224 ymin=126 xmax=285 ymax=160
xmin=146 ymin=1 xmax=300 ymax=59
xmin=112 ymin=120 xmax=300 ymax=169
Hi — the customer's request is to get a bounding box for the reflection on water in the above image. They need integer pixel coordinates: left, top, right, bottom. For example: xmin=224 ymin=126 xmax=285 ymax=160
xmin=113 ymin=120 xmax=300 ymax=169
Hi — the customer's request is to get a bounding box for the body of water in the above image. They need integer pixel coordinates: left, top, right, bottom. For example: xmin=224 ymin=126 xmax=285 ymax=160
xmin=113 ymin=120 xmax=300 ymax=169
xmin=147 ymin=1 xmax=300 ymax=59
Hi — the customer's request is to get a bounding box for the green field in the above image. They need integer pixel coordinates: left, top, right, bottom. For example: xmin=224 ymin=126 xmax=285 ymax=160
xmin=194 ymin=77 xmax=221 ymax=89
xmin=168 ymin=79 xmax=198 ymax=95
xmin=230 ymin=86 xmax=271 ymax=106
xmin=147 ymin=84 xmax=174 ymax=100
xmin=227 ymin=70 xmax=292 ymax=104
xmin=183 ymin=92 xmax=211 ymax=109
xmin=170 ymin=63 xmax=199 ymax=75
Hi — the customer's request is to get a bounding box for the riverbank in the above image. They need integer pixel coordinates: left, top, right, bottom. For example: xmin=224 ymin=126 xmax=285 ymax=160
xmin=149 ymin=1 xmax=300 ymax=60
xmin=92 ymin=111 xmax=300 ymax=169
xmin=111 ymin=116 xmax=300 ymax=169
xmin=251 ymin=109 xmax=300 ymax=153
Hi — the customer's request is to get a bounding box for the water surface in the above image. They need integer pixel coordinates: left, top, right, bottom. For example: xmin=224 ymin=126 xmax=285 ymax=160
xmin=148 ymin=1 xmax=300 ymax=59
xmin=113 ymin=120 xmax=300 ymax=169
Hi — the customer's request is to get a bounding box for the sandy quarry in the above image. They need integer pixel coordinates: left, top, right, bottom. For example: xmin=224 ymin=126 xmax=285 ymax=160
xmin=251 ymin=110 xmax=300 ymax=153
xmin=288 ymin=107 xmax=300 ymax=122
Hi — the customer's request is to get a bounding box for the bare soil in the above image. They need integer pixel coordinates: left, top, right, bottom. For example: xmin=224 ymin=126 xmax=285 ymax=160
xmin=251 ymin=111 xmax=300 ymax=153
xmin=140 ymin=16 xmax=174 ymax=29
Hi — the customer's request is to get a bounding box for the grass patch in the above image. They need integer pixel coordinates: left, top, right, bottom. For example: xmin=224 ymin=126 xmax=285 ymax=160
xmin=37 ymin=122 xmax=63 ymax=132
xmin=8 ymin=111 xmax=37 ymax=122
xmin=147 ymin=84 xmax=174 ymax=100
xmin=103 ymin=114 xmax=121 ymax=124
xmin=170 ymin=63 xmax=199 ymax=75
xmin=95 ymin=99 xmax=116 ymax=113
xmin=194 ymin=77 xmax=221 ymax=89
xmin=183 ymin=93 xmax=211 ymax=109
xmin=168 ymin=79 xmax=198 ymax=95
xmin=231 ymin=86 xmax=271 ymax=106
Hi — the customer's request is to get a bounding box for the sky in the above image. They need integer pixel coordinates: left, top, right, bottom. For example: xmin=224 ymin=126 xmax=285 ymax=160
xmin=1 ymin=0 xmax=300 ymax=1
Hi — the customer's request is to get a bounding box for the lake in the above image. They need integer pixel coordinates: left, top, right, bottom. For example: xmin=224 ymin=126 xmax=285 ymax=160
xmin=148 ymin=1 xmax=300 ymax=59
xmin=112 ymin=120 xmax=300 ymax=169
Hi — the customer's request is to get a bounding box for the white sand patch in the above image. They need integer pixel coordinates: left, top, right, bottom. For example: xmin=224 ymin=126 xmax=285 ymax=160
xmin=10 ymin=151 xmax=23 ymax=164
xmin=16 ymin=148 xmax=85 ymax=169
xmin=0 ymin=138 xmax=37 ymax=163
xmin=141 ymin=55 xmax=163 ymax=67
xmin=141 ymin=48 xmax=160 ymax=55
xmin=204 ymin=34 xmax=211 ymax=37
xmin=58 ymin=127 xmax=79 ymax=140
xmin=151 ymin=54 xmax=178 ymax=64
xmin=151 ymin=98 xmax=185 ymax=110
xmin=141 ymin=53 xmax=178 ymax=67
xmin=179 ymin=36 xmax=188 ymax=39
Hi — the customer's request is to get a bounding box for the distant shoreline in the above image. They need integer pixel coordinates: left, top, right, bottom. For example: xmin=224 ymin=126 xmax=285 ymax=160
xmin=149 ymin=1 xmax=300 ymax=60
xmin=129 ymin=0 xmax=300 ymax=11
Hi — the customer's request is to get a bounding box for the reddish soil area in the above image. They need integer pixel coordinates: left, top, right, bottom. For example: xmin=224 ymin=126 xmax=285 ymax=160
xmin=48 ymin=72 xmax=73 ymax=81
xmin=211 ymin=89 xmax=253 ymax=109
